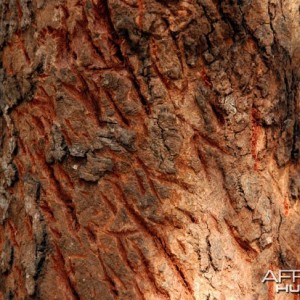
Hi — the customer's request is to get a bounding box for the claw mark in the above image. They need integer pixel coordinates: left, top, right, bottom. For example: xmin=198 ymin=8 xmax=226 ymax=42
xmin=251 ymin=108 xmax=261 ymax=170
xmin=283 ymin=194 xmax=289 ymax=216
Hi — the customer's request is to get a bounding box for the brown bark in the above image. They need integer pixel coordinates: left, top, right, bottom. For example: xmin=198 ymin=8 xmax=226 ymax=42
xmin=0 ymin=0 xmax=299 ymax=299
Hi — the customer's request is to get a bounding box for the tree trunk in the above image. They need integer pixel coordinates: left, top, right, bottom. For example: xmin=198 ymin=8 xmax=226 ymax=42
xmin=0 ymin=0 xmax=299 ymax=299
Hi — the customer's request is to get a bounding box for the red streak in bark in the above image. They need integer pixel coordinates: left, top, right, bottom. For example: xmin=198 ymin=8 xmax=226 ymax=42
xmin=268 ymin=281 xmax=275 ymax=300
xmin=200 ymin=70 xmax=212 ymax=88
xmin=283 ymin=194 xmax=289 ymax=216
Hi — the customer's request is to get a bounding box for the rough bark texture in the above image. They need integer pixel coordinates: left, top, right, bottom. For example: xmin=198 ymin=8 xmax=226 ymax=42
xmin=0 ymin=0 xmax=299 ymax=299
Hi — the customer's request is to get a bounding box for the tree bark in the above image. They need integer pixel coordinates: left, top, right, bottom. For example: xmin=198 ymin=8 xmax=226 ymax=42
xmin=0 ymin=0 xmax=299 ymax=299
